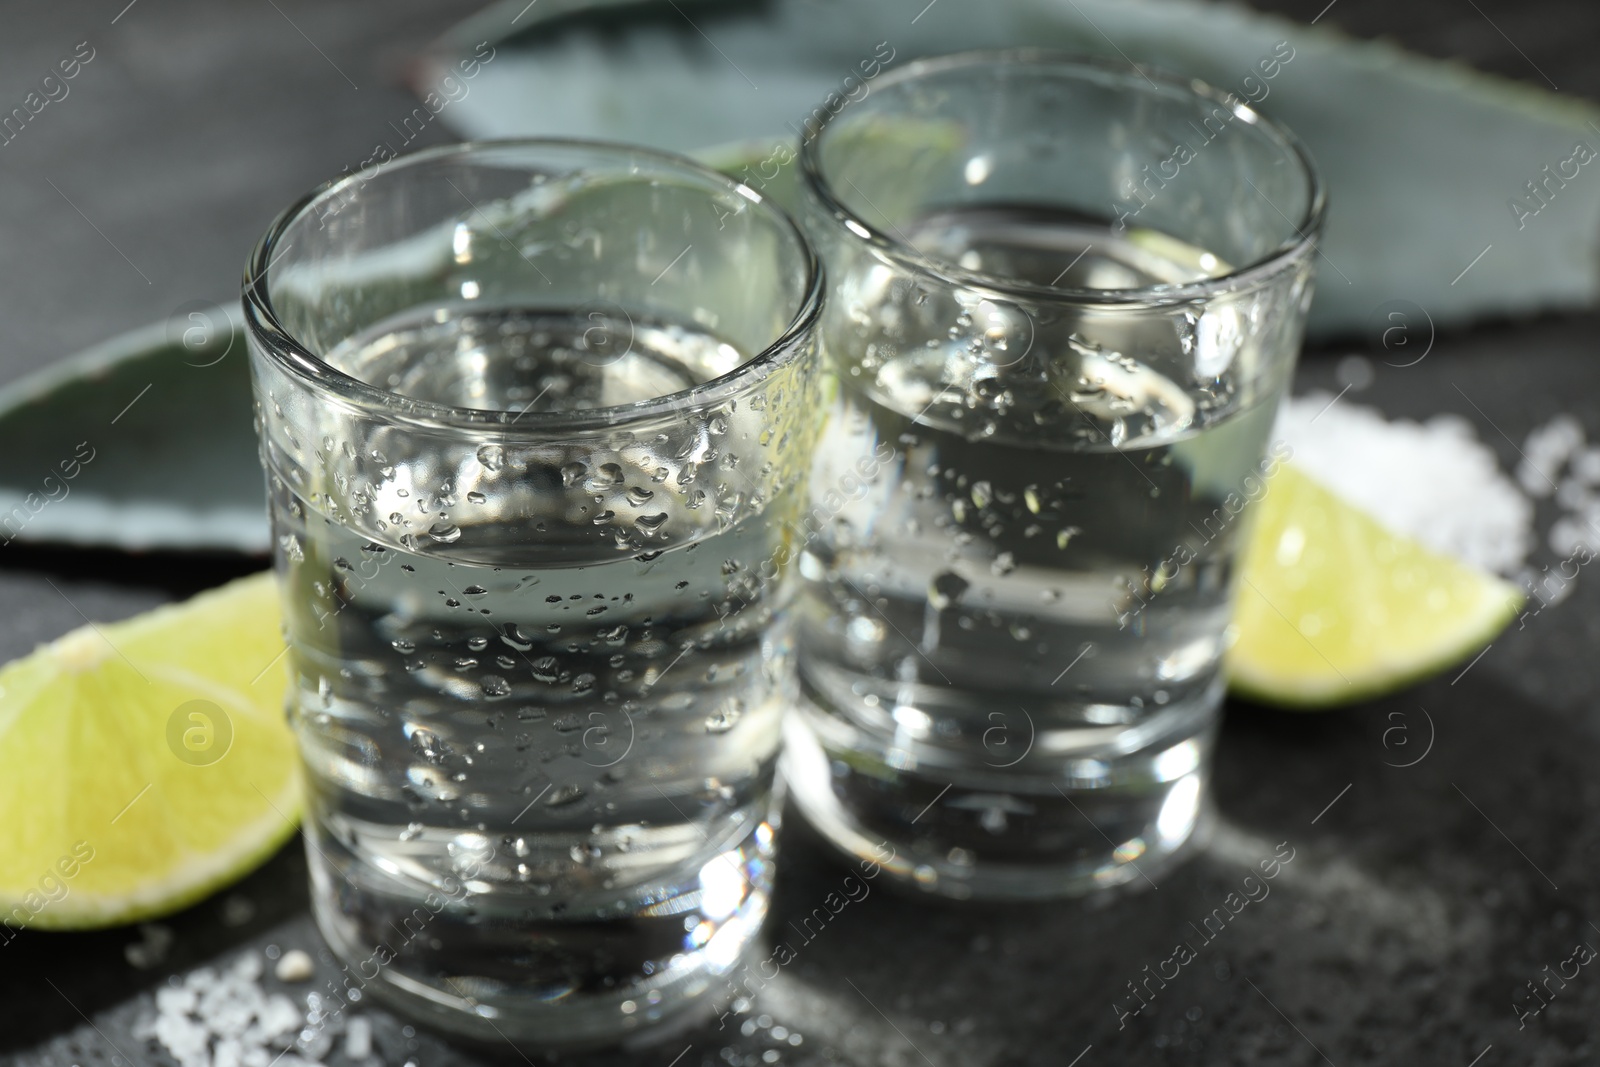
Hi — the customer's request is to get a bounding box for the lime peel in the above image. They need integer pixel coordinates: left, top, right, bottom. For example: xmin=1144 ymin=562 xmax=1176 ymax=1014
xmin=1228 ymin=464 xmax=1524 ymax=708
xmin=0 ymin=571 xmax=300 ymax=930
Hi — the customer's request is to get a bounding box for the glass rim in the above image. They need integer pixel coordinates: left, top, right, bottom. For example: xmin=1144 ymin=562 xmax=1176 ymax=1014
xmin=243 ymin=137 xmax=824 ymax=433
xmin=798 ymin=48 xmax=1327 ymax=307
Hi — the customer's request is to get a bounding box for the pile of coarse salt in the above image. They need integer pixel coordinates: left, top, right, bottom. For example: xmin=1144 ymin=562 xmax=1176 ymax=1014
xmin=1274 ymin=392 xmax=1533 ymax=577
xmin=1518 ymin=414 xmax=1600 ymax=553
xmin=133 ymin=951 xmax=374 ymax=1067
xmin=134 ymin=954 xmax=304 ymax=1067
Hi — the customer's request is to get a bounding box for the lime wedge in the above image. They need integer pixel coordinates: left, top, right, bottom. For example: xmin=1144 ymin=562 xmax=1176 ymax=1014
xmin=0 ymin=571 xmax=299 ymax=929
xmin=1229 ymin=464 xmax=1524 ymax=707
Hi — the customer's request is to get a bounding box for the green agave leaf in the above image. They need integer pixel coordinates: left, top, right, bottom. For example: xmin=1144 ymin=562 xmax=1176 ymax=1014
xmin=0 ymin=307 xmax=268 ymax=553
xmin=10 ymin=0 xmax=1590 ymax=555
xmin=431 ymin=0 xmax=1600 ymax=336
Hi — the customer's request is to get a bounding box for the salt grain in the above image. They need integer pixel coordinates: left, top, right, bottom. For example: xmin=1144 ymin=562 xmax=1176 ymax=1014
xmin=1519 ymin=414 xmax=1600 ymax=574
xmin=156 ymin=986 xmax=198 ymax=1016
xmin=1518 ymin=414 xmax=1584 ymax=496
xmin=1570 ymin=446 xmax=1600 ymax=486
xmin=300 ymin=1025 xmax=335 ymax=1062
xmin=255 ymin=994 xmax=303 ymax=1040
xmin=345 ymin=1016 xmax=372 ymax=1060
xmin=214 ymin=1037 xmax=244 ymax=1067
xmin=275 ymin=949 xmax=316 ymax=983
xmin=125 ymin=923 xmax=175 ymax=970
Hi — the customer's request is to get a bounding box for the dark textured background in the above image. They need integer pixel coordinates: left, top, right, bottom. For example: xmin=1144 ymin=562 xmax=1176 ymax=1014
xmin=2 ymin=1 xmax=1598 ymax=1064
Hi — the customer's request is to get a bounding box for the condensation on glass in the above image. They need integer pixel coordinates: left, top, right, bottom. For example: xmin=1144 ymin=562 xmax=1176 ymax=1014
xmin=244 ymin=140 xmax=822 ymax=1047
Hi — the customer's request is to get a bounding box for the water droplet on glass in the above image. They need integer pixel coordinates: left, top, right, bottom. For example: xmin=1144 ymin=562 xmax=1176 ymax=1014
xmin=928 ymin=571 xmax=970 ymax=610
xmin=428 ymin=521 xmax=461 ymax=544
xmin=476 ymin=444 xmax=506 ymax=472
xmin=560 ymin=462 xmax=587 ymax=488
xmin=704 ymin=708 xmax=740 ymax=733
xmin=480 ymin=675 xmax=512 ymax=698
xmin=409 ymin=729 xmax=450 ymax=764
xmin=545 ymin=784 xmax=585 ymax=807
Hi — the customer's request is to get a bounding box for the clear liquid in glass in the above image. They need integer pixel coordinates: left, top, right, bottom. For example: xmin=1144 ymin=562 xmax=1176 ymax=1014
xmin=269 ymin=307 xmax=794 ymax=1043
xmin=785 ymin=207 xmax=1280 ymax=899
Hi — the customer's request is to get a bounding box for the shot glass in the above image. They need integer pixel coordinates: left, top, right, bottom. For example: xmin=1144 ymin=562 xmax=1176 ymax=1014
xmin=784 ymin=52 xmax=1323 ymax=900
xmin=243 ymin=141 xmax=822 ymax=1047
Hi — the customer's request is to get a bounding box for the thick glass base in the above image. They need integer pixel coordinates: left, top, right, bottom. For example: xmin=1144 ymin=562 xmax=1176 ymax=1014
xmin=782 ymin=683 xmax=1217 ymax=901
xmin=304 ymin=815 xmax=775 ymax=1052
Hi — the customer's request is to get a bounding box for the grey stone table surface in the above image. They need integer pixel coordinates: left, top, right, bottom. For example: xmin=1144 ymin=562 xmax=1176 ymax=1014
xmin=1 ymin=0 xmax=1598 ymax=1064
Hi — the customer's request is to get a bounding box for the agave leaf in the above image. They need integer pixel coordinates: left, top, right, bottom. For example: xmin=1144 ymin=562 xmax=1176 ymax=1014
xmin=0 ymin=307 xmax=268 ymax=554
xmin=11 ymin=0 xmax=1590 ymax=555
xmin=430 ymin=0 xmax=1600 ymax=336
